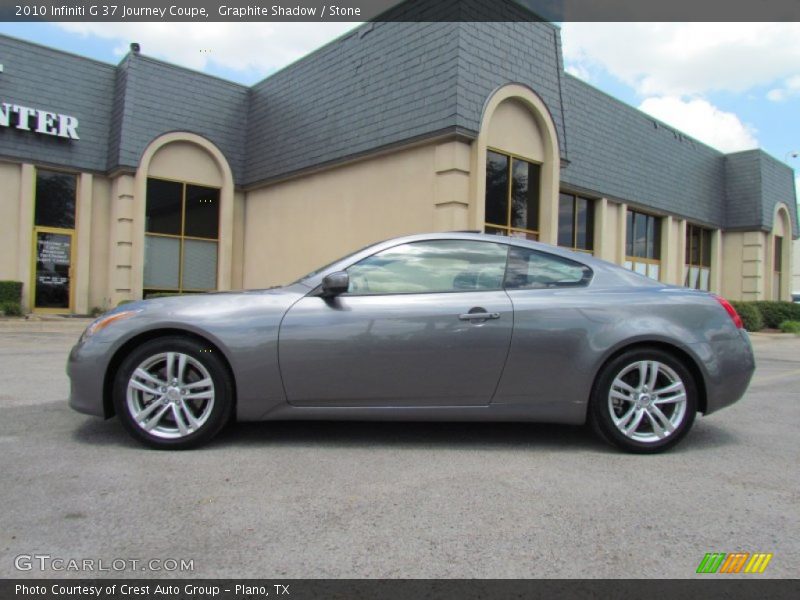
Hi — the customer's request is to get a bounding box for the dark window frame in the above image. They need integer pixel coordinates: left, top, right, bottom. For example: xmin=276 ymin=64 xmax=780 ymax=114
xmin=774 ymin=236 xmax=783 ymax=273
xmin=626 ymin=209 xmax=662 ymax=261
xmin=625 ymin=208 xmax=662 ymax=281
xmin=504 ymin=246 xmax=593 ymax=290
xmin=684 ymin=223 xmax=713 ymax=290
xmin=34 ymin=168 xmax=78 ymax=230
xmin=144 ymin=176 xmax=221 ymax=294
xmin=484 ymin=148 xmax=542 ymax=241
xmin=342 ymin=240 xmax=510 ymax=297
xmin=558 ymin=191 xmax=595 ymax=253
xmin=337 ymin=240 xmax=594 ymax=297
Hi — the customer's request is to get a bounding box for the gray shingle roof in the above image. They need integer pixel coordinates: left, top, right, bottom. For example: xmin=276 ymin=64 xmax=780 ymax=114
xmin=0 ymin=0 xmax=796 ymax=238
xmin=0 ymin=35 xmax=115 ymax=173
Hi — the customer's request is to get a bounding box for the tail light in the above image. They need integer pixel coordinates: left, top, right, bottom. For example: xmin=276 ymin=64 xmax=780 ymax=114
xmin=713 ymin=295 xmax=743 ymax=329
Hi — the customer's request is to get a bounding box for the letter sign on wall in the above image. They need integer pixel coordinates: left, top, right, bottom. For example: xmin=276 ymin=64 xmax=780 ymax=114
xmin=0 ymin=102 xmax=79 ymax=139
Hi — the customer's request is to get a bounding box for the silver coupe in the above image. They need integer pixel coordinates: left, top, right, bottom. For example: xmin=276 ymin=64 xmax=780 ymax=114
xmin=68 ymin=232 xmax=755 ymax=452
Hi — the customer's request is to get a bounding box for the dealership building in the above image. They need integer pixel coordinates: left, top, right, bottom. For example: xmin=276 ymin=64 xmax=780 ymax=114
xmin=0 ymin=4 xmax=797 ymax=314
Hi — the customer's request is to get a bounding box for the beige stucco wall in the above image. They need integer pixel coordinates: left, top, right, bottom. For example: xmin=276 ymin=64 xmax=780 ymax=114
xmin=0 ymin=162 xmax=22 ymax=281
xmin=88 ymin=175 xmax=111 ymax=310
xmin=721 ymin=232 xmax=745 ymax=300
xmin=231 ymin=190 xmax=246 ymax=290
xmin=793 ymin=237 xmax=800 ymax=293
xmin=486 ymin=98 xmax=545 ymax=162
xmin=243 ymin=143 xmax=449 ymax=288
xmin=722 ymin=231 xmax=768 ymax=301
xmin=148 ymin=140 xmax=223 ymax=187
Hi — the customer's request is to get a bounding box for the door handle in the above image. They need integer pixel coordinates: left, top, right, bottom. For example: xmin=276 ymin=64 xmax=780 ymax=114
xmin=458 ymin=311 xmax=501 ymax=321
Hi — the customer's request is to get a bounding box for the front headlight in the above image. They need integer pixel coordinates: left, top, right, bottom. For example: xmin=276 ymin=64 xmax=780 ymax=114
xmin=80 ymin=309 xmax=142 ymax=342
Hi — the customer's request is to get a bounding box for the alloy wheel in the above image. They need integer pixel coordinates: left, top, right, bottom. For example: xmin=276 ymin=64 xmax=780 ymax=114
xmin=126 ymin=352 xmax=215 ymax=439
xmin=607 ymin=360 xmax=688 ymax=444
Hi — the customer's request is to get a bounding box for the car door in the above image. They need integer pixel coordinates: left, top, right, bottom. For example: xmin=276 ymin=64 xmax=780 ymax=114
xmin=492 ymin=245 xmax=595 ymax=422
xmin=278 ymin=239 xmax=514 ymax=407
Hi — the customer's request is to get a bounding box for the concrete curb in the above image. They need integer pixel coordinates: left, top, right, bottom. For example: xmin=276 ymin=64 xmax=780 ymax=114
xmin=0 ymin=316 xmax=92 ymax=333
xmin=749 ymin=332 xmax=799 ymax=340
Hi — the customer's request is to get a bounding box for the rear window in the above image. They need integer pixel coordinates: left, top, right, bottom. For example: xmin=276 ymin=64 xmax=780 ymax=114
xmin=504 ymin=247 xmax=592 ymax=289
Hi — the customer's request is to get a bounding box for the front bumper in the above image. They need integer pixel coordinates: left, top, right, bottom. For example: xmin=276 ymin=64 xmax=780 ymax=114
xmin=67 ymin=338 xmax=113 ymax=418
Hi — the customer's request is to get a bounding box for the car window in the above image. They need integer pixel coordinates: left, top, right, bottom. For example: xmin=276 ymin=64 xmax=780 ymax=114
xmin=346 ymin=240 xmax=509 ymax=295
xmin=504 ymin=247 xmax=592 ymax=289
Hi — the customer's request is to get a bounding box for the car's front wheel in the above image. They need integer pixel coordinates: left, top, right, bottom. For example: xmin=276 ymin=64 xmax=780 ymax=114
xmin=113 ymin=336 xmax=233 ymax=449
xmin=590 ymin=347 xmax=698 ymax=453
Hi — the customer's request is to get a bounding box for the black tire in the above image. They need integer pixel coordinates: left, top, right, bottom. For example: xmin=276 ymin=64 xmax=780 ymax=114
xmin=589 ymin=347 xmax=698 ymax=454
xmin=113 ymin=336 xmax=233 ymax=449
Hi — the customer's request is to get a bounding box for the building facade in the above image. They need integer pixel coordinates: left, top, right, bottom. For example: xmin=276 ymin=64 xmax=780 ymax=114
xmin=1 ymin=5 xmax=797 ymax=315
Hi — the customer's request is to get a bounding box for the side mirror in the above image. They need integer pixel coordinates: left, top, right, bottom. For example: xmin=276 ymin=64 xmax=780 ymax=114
xmin=320 ymin=271 xmax=349 ymax=297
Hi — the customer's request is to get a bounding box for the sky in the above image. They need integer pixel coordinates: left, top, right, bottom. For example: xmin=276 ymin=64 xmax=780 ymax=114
xmin=0 ymin=20 xmax=798 ymax=195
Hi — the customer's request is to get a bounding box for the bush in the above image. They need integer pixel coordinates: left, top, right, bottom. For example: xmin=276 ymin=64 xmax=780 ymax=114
xmin=752 ymin=301 xmax=800 ymax=329
xmin=0 ymin=281 xmax=23 ymax=304
xmin=729 ymin=301 xmax=764 ymax=332
xmin=0 ymin=301 xmax=23 ymax=317
xmin=779 ymin=320 xmax=800 ymax=335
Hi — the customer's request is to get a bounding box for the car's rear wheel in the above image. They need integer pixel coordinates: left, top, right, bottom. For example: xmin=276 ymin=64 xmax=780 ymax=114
xmin=590 ymin=347 xmax=697 ymax=453
xmin=113 ymin=336 xmax=233 ymax=449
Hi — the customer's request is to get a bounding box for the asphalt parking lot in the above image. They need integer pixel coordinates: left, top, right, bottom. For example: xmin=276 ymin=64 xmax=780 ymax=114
xmin=0 ymin=318 xmax=798 ymax=579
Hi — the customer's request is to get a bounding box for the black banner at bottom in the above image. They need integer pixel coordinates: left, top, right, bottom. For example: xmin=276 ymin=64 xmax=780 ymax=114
xmin=2 ymin=579 xmax=800 ymax=600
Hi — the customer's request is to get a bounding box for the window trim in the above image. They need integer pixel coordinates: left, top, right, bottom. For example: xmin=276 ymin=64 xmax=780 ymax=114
xmin=685 ymin=223 xmax=712 ymax=269
xmin=340 ymin=240 xmax=510 ymax=297
xmin=684 ymin=223 xmax=712 ymax=291
xmin=34 ymin=167 xmax=79 ymax=231
xmin=625 ymin=208 xmax=662 ymax=262
xmin=144 ymin=176 xmax=221 ymax=294
xmin=504 ymin=246 xmax=594 ymax=290
xmin=326 ymin=240 xmax=594 ymax=298
xmin=558 ymin=191 xmax=596 ymax=254
xmin=484 ymin=147 xmax=542 ymax=240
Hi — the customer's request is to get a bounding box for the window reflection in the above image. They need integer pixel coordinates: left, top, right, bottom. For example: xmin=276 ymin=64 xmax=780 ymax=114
xmin=35 ymin=170 xmax=76 ymax=229
xmin=505 ymin=247 xmax=592 ymax=289
xmin=144 ymin=177 xmax=220 ymax=294
xmin=558 ymin=192 xmax=594 ymax=252
xmin=626 ymin=209 xmax=661 ymax=281
xmin=484 ymin=150 xmax=540 ymax=240
xmin=347 ymin=240 xmax=509 ymax=295
xmin=685 ymin=224 xmax=712 ymax=290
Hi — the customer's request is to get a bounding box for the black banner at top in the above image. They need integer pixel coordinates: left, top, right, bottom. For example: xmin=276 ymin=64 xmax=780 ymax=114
xmin=1 ymin=0 xmax=800 ymax=22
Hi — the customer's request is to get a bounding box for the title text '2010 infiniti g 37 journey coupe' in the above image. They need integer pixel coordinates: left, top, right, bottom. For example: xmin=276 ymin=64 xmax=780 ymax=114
xmin=68 ymin=233 xmax=755 ymax=452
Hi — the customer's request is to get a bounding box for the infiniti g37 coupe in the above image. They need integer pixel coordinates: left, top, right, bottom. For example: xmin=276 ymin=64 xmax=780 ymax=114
xmin=68 ymin=232 xmax=755 ymax=452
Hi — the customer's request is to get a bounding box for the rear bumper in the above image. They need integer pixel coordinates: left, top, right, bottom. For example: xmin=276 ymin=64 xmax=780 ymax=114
xmin=693 ymin=329 xmax=755 ymax=415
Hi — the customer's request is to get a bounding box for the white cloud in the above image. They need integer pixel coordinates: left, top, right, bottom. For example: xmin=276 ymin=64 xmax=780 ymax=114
xmin=57 ymin=22 xmax=359 ymax=78
xmin=562 ymin=23 xmax=800 ymax=97
xmin=766 ymin=75 xmax=800 ymax=102
xmin=565 ymin=63 xmax=592 ymax=82
xmin=638 ymin=96 xmax=758 ymax=153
